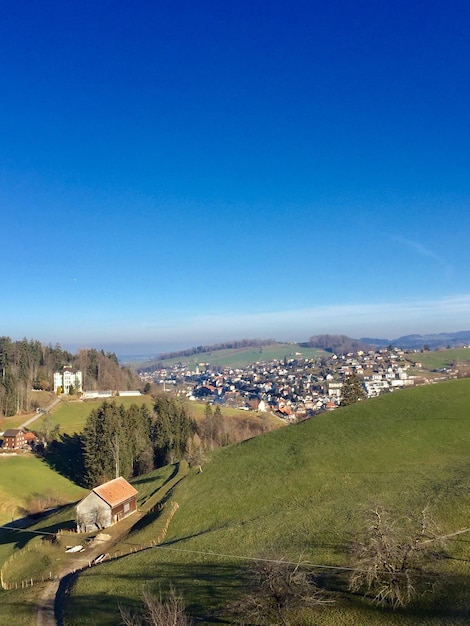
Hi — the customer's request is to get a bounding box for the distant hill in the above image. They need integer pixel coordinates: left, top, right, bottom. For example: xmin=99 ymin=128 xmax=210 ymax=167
xmin=307 ymin=331 xmax=470 ymax=353
xmin=361 ymin=330 xmax=470 ymax=350
xmin=128 ymin=331 xmax=470 ymax=372
xmin=151 ymin=338 xmax=279 ymax=361
xmin=135 ymin=342 xmax=326 ymax=372
xmin=303 ymin=334 xmax=371 ymax=353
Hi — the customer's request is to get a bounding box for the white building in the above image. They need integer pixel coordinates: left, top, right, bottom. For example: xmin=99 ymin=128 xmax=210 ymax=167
xmin=54 ymin=366 xmax=83 ymax=394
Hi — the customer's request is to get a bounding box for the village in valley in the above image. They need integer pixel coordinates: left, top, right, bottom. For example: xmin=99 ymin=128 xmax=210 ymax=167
xmin=137 ymin=346 xmax=462 ymax=421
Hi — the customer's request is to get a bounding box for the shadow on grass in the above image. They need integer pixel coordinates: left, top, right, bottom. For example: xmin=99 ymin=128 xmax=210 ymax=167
xmin=0 ymin=516 xmax=37 ymax=551
xmin=0 ymin=503 xmax=77 ymax=550
xmin=59 ymin=560 xmax=249 ymax=625
xmin=132 ymin=463 xmax=179 ymax=489
xmin=40 ymin=433 xmax=86 ymax=486
xmin=339 ymin=571 xmax=470 ymax=623
xmin=57 ymin=557 xmax=470 ymax=626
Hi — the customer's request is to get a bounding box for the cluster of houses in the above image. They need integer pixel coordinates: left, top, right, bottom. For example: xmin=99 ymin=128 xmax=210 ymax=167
xmin=139 ymin=347 xmax=428 ymax=420
xmin=1 ymin=428 xmax=37 ymax=451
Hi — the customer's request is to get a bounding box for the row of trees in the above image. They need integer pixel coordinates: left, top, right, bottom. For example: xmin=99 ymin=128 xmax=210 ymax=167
xmin=0 ymin=337 xmax=72 ymax=416
xmin=44 ymin=397 xmax=271 ymax=488
xmin=0 ymin=337 xmax=139 ymax=416
xmin=304 ymin=334 xmax=370 ymax=354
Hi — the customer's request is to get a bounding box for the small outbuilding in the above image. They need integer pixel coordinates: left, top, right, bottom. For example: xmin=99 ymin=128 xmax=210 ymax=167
xmin=76 ymin=476 xmax=138 ymax=533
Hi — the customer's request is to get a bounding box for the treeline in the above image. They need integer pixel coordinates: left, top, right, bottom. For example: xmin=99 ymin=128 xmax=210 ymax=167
xmin=303 ymin=334 xmax=370 ymax=354
xmin=0 ymin=336 xmax=139 ymax=416
xmin=139 ymin=338 xmax=278 ymax=372
xmin=81 ymin=398 xmax=196 ymax=486
xmin=75 ymin=347 xmax=139 ymax=392
xmin=44 ymin=397 xmax=272 ymax=487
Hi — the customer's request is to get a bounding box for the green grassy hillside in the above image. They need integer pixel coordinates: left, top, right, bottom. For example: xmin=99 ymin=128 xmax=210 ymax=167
xmin=63 ymin=379 xmax=470 ymax=625
xmin=409 ymin=347 xmax=470 ymax=370
xmin=0 ymin=455 xmax=86 ymax=528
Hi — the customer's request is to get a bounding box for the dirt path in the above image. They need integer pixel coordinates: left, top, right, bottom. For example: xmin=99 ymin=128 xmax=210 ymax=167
xmin=35 ymin=553 xmax=100 ymax=626
xmin=36 ymin=548 xmax=100 ymax=626
xmin=36 ymin=578 xmax=62 ymax=626
xmin=35 ymin=513 xmax=145 ymax=626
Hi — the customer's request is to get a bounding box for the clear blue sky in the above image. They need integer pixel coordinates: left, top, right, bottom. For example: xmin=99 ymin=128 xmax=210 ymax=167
xmin=2 ymin=0 xmax=470 ymax=355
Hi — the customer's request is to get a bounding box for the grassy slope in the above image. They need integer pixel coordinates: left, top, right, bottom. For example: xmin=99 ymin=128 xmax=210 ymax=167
xmin=0 ymin=455 xmax=86 ymax=528
xmin=64 ymin=379 xmax=470 ymax=625
xmin=410 ymin=347 xmax=470 ymax=370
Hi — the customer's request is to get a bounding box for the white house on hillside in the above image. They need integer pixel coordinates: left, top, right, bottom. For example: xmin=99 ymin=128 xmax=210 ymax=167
xmin=53 ymin=366 xmax=83 ymax=394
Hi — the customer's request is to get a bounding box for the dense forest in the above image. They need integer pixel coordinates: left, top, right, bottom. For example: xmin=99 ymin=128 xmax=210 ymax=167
xmin=80 ymin=398 xmax=196 ymax=486
xmin=0 ymin=337 xmax=139 ymax=416
xmin=303 ymin=334 xmax=371 ymax=354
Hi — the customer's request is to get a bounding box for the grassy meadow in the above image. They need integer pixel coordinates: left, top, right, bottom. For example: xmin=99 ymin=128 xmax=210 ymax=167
xmin=31 ymin=395 xmax=155 ymax=435
xmin=0 ymin=454 xmax=86 ymax=622
xmin=61 ymin=378 xmax=470 ymax=625
xmin=409 ymin=347 xmax=470 ymax=370
xmin=186 ymin=399 xmax=284 ymax=430
xmin=0 ymin=455 xmax=86 ymax=529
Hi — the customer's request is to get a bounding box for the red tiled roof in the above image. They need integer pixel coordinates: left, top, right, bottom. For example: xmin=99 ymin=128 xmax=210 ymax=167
xmin=93 ymin=477 xmax=138 ymax=507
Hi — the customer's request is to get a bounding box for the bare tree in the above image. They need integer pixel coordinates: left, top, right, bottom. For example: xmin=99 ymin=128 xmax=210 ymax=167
xmin=349 ymin=506 xmax=445 ymax=609
xmin=184 ymin=433 xmax=206 ymax=472
xmin=120 ymin=587 xmax=193 ymax=626
xmin=231 ymin=556 xmax=333 ymax=626
xmin=110 ymin=432 xmax=120 ymax=478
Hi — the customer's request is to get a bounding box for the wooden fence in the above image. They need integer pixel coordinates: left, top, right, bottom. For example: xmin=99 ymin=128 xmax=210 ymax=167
xmin=1 ymin=501 xmax=180 ymax=590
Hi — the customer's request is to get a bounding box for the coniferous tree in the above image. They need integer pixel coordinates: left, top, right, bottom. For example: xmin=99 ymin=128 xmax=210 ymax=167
xmin=340 ymin=374 xmax=366 ymax=406
xmin=82 ymin=401 xmax=123 ymax=486
xmin=124 ymin=403 xmax=153 ymax=476
xmin=151 ymin=396 xmax=197 ymax=466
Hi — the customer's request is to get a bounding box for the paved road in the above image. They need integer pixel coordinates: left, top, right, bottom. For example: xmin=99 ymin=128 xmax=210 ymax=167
xmin=20 ymin=397 xmax=61 ymax=429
